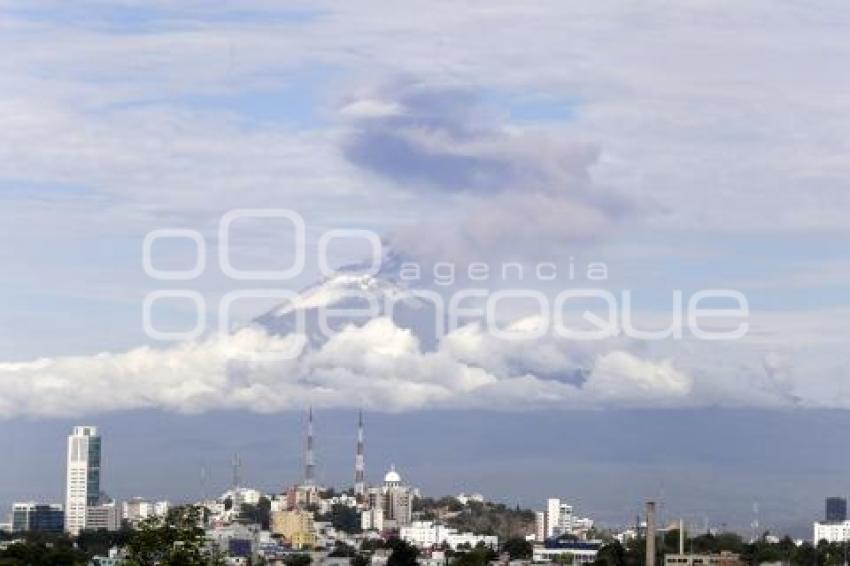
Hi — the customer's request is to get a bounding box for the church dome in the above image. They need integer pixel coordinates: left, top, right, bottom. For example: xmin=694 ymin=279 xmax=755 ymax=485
xmin=384 ymin=465 xmax=401 ymax=485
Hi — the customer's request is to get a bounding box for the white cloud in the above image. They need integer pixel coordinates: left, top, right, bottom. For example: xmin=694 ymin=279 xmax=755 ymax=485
xmin=0 ymin=317 xmax=695 ymax=418
xmin=3 ymin=297 xmax=850 ymax=417
xmin=339 ymin=98 xmax=405 ymax=119
xmin=584 ymin=351 xmax=691 ymax=404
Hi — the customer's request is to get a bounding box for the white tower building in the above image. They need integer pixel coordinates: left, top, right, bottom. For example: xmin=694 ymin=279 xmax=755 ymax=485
xmin=544 ymin=498 xmax=574 ymax=538
xmin=65 ymin=426 xmax=101 ymax=536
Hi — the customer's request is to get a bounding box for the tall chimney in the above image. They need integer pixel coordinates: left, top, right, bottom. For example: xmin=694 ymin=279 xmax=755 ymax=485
xmin=354 ymin=410 xmax=365 ymax=497
xmin=646 ymin=502 xmax=656 ymax=566
xmin=679 ymin=518 xmax=685 ymax=555
xmin=305 ymin=407 xmax=315 ymax=485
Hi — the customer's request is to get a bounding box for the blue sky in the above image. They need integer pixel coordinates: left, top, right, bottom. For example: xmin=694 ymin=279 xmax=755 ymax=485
xmin=1 ymin=0 xmax=849 ymax=532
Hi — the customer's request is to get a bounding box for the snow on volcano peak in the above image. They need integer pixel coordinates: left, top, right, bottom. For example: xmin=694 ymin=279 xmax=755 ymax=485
xmin=253 ymin=271 xmax=440 ymax=350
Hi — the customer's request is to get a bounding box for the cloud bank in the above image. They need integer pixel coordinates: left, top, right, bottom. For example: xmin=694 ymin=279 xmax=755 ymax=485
xmin=0 ymin=316 xmax=696 ymax=418
xmin=3 ymin=301 xmax=849 ymax=419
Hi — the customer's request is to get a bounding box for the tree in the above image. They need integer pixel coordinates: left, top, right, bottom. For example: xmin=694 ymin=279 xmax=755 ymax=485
xmin=361 ymin=538 xmax=386 ymax=552
xmin=792 ymin=541 xmax=818 ymax=566
xmin=77 ymin=526 xmax=134 ymax=557
xmin=593 ymin=541 xmax=626 ymax=566
xmin=318 ymin=504 xmax=363 ymax=534
xmin=623 ymin=532 xmax=646 ymax=566
xmin=814 ymin=541 xmax=846 ymax=566
xmin=662 ymin=529 xmax=682 ymax=554
xmin=330 ymin=541 xmax=357 ymax=558
xmin=284 ymin=554 xmax=313 ymax=566
xmin=690 ymin=533 xmax=718 ymax=554
xmin=453 ymin=546 xmax=497 ymax=566
xmin=502 ymin=537 xmax=533 ymax=559
xmin=125 ymin=505 xmax=225 ymax=566
xmin=0 ymin=538 xmax=87 ymax=566
xmin=715 ymin=532 xmax=745 ymax=554
xmin=387 ymin=538 xmax=419 ymax=566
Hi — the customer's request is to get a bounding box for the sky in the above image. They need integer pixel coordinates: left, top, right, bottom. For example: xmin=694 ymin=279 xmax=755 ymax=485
xmin=1 ymin=0 xmax=849 ymax=535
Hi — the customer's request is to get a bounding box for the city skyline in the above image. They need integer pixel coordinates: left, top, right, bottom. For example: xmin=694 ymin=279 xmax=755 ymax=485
xmin=6 ymin=409 xmax=850 ymax=539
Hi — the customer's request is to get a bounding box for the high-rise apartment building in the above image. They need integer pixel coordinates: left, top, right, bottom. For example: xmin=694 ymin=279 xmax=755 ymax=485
xmin=544 ymin=498 xmax=574 ymax=538
xmin=826 ymin=497 xmax=847 ymax=522
xmin=65 ymin=425 xmax=101 ymax=535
